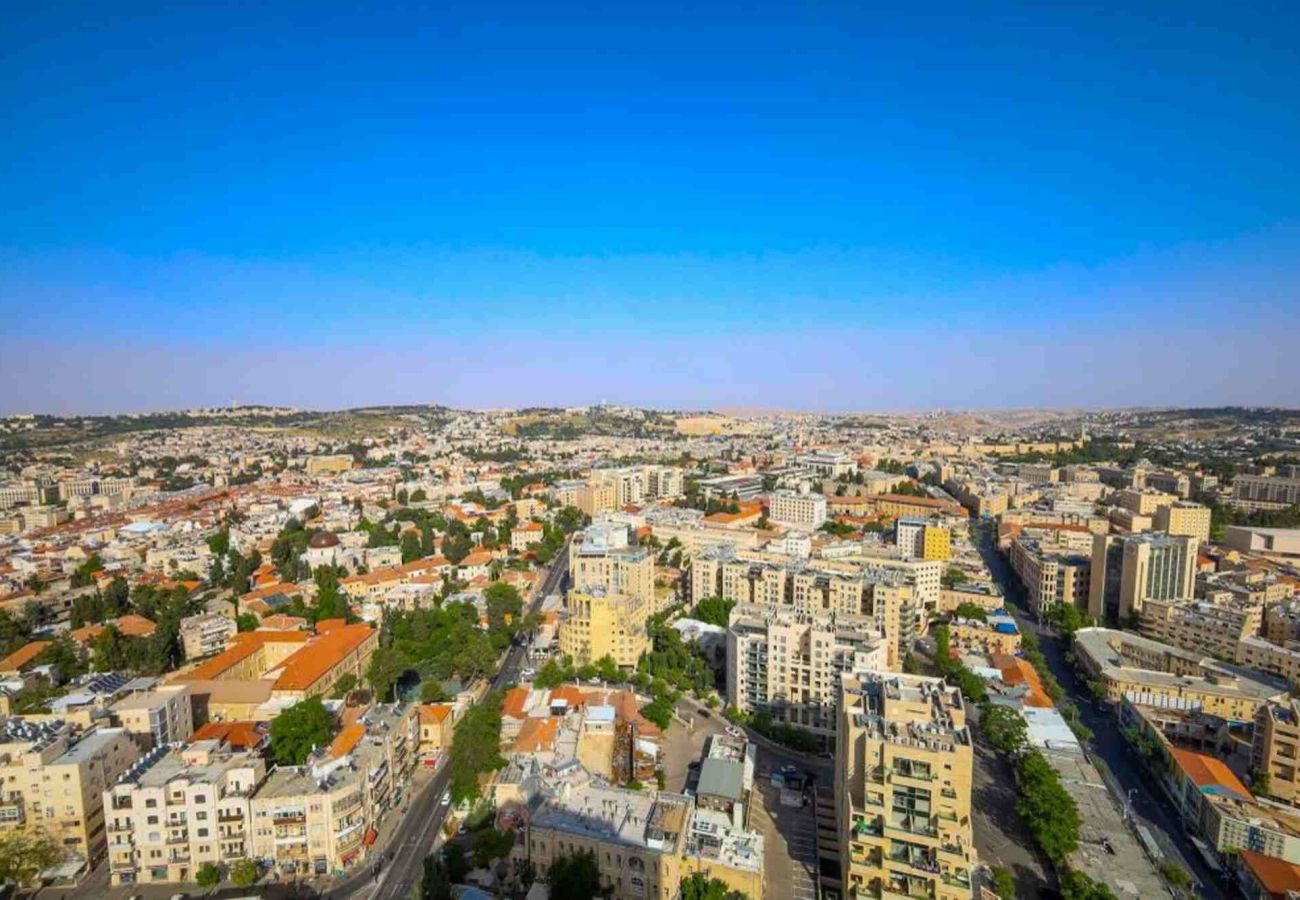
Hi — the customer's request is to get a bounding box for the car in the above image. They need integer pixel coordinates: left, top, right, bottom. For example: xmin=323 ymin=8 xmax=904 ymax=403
xmin=440 ymin=791 xmax=451 ymax=807
xmin=520 ymin=667 xmax=536 ymax=680
xmin=697 ymin=708 xmax=711 ymax=718
xmin=725 ymin=725 xmax=744 ymax=738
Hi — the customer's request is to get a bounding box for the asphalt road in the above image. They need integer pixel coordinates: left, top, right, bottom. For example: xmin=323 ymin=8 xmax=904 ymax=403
xmin=973 ymin=521 xmax=1228 ymax=900
xmin=324 ymin=543 xmax=570 ymax=900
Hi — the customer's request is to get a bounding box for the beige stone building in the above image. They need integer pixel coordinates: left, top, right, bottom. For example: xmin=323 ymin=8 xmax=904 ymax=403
xmin=109 ymin=683 xmax=195 ymax=750
xmin=726 ymin=610 xmax=888 ymax=737
xmin=1253 ymin=699 xmax=1300 ymax=806
xmin=769 ymin=490 xmax=827 ymax=530
xmin=179 ymin=612 xmax=238 ymax=660
xmin=558 ymin=589 xmax=650 ymax=669
xmin=1008 ymin=536 xmax=1090 ymax=616
xmin=836 ymin=671 xmax=977 ymax=900
xmin=1089 ymin=532 xmax=1198 ymax=622
xmin=526 ymin=783 xmax=763 ymax=900
xmin=1138 ymin=599 xmax=1261 ymax=662
xmin=569 ymin=527 xmax=658 ymax=611
xmin=104 ymin=741 xmax=266 ymax=885
xmin=0 ymin=720 xmax=138 ymax=865
xmin=1153 ymin=501 xmax=1212 ymax=543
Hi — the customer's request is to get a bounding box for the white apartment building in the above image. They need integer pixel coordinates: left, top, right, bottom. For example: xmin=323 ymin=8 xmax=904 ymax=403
xmin=769 ymin=490 xmax=827 ymax=530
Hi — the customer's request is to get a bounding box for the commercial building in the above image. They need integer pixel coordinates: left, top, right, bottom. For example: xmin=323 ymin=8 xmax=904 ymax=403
xmin=835 ymin=671 xmax=976 ymax=900
xmin=1088 ymin=532 xmax=1197 ymax=622
xmin=1226 ymin=526 xmax=1300 ymax=560
xmin=1153 ymin=501 xmax=1212 ymax=543
xmin=769 ymin=490 xmax=827 ymax=531
xmin=726 ymin=611 xmax=887 ymax=737
xmin=1138 ymin=599 xmax=1261 ymax=662
xmin=1008 ymin=536 xmax=1090 ymax=616
xmin=104 ymin=741 xmax=267 ymax=885
xmin=895 ymin=517 xmax=951 ymax=561
xmin=1233 ymin=470 xmax=1300 ymax=512
xmin=1073 ymin=627 xmax=1285 ymax=724
xmin=558 ymin=588 xmax=651 ymax=669
xmin=0 ymin=720 xmax=138 ymax=865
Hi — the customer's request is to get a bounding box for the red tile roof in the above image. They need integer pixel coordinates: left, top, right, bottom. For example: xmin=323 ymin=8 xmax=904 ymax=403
xmin=0 ymin=641 xmax=50 ymax=673
xmin=1240 ymin=849 xmax=1300 ymax=895
xmin=1170 ymin=747 xmax=1252 ymax=799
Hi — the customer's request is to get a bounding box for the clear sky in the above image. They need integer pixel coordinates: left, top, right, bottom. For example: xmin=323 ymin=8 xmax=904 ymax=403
xmin=2 ymin=1 xmax=1298 ymax=413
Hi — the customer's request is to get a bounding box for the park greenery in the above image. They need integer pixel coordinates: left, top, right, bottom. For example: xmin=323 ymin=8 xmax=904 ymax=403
xmin=545 ymin=849 xmax=606 ymax=900
xmin=950 ymin=601 xmax=987 ymax=621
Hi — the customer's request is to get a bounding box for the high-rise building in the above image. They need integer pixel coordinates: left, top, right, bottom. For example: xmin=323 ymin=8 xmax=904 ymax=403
xmin=836 ymin=671 xmax=976 ymax=900
xmin=1008 ymin=537 xmax=1090 ymax=616
xmin=726 ymin=611 xmax=886 ymax=737
xmin=1233 ymin=470 xmax=1300 ymax=512
xmin=558 ymin=588 xmax=651 ymax=668
xmin=569 ymin=524 xmax=658 ymax=611
xmin=1088 ymin=532 xmax=1197 ymax=622
xmin=1253 ymin=700 xmax=1300 ymax=806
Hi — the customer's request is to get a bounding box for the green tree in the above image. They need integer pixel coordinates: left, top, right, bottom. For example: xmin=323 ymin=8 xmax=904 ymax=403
xmin=691 ymin=596 xmax=736 ymax=627
xmin=1059 ymin=868 xmax=1118 ymax=899
xmin=951 ymin=602 xmax=987 ymax=621
xmin=1158 ymin=861 xmax=1192 ymax=892
xmin=680 ymin=871 xmax=748 ymax=900
xmin=447 ymin=692 xmax=506 ymax=804
xmin=196 ymin=861 xmax=222 ymax=887
xmin=70 ymin=553 xmax=104 ymax=588
xmin=401 ymin=530 xmax=422 ymax=564
xmin=421 ymin=679 xmax=450 ymax=702
xmin=547 ymin=849 xmax=606 ymax=900
xmin=979 ymin=703 xmax=1028 ymax=754
xmin=236 ymin=612 xmax=260 ymax=632
xmin=229 ymin=858 xmax=259 ymax=887
xmin=0 ymin=827 xmax=63 ymax=884
xmin=989 ymin=865 xmax=1016 ymax=899
xmin=1016 ymin=750 xmax=1080 ymax=864
xmin=332 ymin=673 xmax=358 ymax=699
xmin=472 ymin=827 xmax=516 ymax=867
xmin=419 ymin=854 xmax=454 ymax=900
xmin=269 ymin=697 xmax=333 ymax=766
xmin=366 ymin=646 xmax=411 ymax=702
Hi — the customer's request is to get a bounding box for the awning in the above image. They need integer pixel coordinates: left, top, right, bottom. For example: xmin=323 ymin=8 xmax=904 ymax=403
xmin=363 ymin=827 xmax=378 ymax=847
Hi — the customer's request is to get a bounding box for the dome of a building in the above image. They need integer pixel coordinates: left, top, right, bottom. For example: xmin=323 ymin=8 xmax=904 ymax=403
xmin=308 ymin=531 xmax=340 ymax=549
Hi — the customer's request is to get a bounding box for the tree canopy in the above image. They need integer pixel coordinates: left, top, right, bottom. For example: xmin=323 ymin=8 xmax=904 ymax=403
xmin=269 ymin=697 xmax=333 ymax=766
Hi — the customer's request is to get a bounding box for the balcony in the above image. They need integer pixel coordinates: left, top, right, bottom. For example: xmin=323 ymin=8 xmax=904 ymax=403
xmin=218 ymin=811 xmax=244 ymax=823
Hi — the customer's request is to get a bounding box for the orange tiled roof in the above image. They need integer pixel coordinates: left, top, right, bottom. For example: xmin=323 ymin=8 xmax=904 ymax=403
xmin=240 ymin=582 xmax=295 ymax=602
xmin=1240 ymin=849 xmax=1300 ymax=894
xmin=177 ymin=630 xmax=310 ymax=681
xmin=501 ymin=686 xmax=530 ymax=719
xmin=270 ymin=623 xmax=374 ymax=692
xmin=190 ymin=720 xmax=268 ymax=750
xmin=327 ymin=724 xmax=367 ymax=759
xmin=418 ymin=704 xmax=453 ymax=724
xmin=259 ymin=614 xmax=308 ymax=631
xmin=548 ymin=685 xmax=586 ymax=709
xmin=1170 ymin=747 xmax=1252 ymax=799
xmin=512 ymin=716 xmax=560 ymax=753
xmin=0 ymin=641 xmax=50 ymax=672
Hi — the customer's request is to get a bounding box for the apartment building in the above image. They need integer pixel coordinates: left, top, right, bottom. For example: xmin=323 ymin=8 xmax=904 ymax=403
xmin=1008 ymin=536 xmax=1090 ymax=616
xmin=109 ymin=684 xmax=195 ymax=750
xmin=250 ymin=703 xmax=418 ymax=877
xmin=1088 ymin=532 xmax=1197 ymax=622
xmin=527 ymin=782 xmax=763 ymax=900
xmin=726 ymin=611 xmax=887 ymax=737
xmin=1145 ymin=471 xmax=1191 ymax=498
xmin=836 ymin=671 xmax=976 ymax=900
xmin=1073 ymin=628 xmax=1285 ymax=724
xmin=1138 ymin=599 xmax=1261 ymax=661
xmin=1253 ymin=700 xmax=1300 ymax=806
xmin=1113 ymin=489 xmax=1174 ymax=516
xmin=769 ymin=490 xmax=827 ymax=530
xmin=0 ymin=720 xmax=138 ymax=865
xmin=576 ymin=481 xmax=618 ymax=517
xmin=569 ymin=524 xmax=658 ymax=611
xmin=104 ymin=742 xmax=266 ymax=885
xmin=895 ymin=517 xmax=951 ymax=561
xmin=692 ymin=548 xmax=923 ymax=666
xmin=1235 ymin=636 xmax=1300 ymax=685
xmin=558 ymin=589 xmax=650 ymax=669
xmin=1226 ymin=526 xmax=1300 ymax=559
xmin=179 ymin=612 xmax=238 ymax=660
xmin=1233 ymin=469 xmax=1300 ymax=512
xmin=1153 ymin=501 xmax=1212 ymax=543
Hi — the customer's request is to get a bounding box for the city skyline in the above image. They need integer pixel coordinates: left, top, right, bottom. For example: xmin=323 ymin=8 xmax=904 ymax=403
xmin=3 ymin=1 xmax=1298 ymax=413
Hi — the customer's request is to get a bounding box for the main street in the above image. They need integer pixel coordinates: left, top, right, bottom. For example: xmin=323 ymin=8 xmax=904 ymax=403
xmin=325 ymin=540 xmax=571 ymax=900
xmin=972 ymin=521 xmax=1228 ymax=899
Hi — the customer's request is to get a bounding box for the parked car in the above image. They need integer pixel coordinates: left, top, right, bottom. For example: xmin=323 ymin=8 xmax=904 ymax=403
xmin=726 ymin=725 xmax=744 ymax=738
xmin=440 ymin=791 xmax=451 ymax=807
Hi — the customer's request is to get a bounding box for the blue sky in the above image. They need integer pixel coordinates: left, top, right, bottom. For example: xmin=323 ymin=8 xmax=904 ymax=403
xmin=2 ymin=1 xmax=1298 ymax=413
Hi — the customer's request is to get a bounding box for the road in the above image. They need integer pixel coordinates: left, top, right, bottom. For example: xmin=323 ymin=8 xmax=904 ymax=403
xmin=325 ymin=543 xmax=570 ymax=900
xmin=972 ymin=521 xmax=1228 ymax=899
